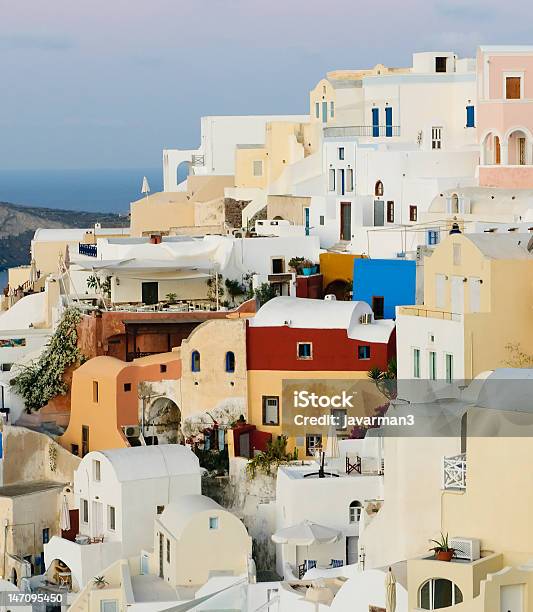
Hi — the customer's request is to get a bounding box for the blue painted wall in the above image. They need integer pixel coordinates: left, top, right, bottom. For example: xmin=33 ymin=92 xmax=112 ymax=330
xmin=352 ymin=258 xmax=416 ymax=319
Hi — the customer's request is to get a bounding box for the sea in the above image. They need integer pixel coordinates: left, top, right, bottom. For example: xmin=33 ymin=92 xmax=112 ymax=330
xmin=0 ymin=167 xmax=164 ymax=289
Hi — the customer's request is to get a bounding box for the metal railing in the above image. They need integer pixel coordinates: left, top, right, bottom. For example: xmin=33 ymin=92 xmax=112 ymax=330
xmin=79 ymin=243 xmax=97 ymax=257
xmin=397 ymin=306 xmax=461 ymax=321
xmin=443 ymin=453 xmax=466 ymax=490
xmin=191 ymin=154 xmax=205 ymax=166
xmin=324 ymin=125 xmax=400 ymax=138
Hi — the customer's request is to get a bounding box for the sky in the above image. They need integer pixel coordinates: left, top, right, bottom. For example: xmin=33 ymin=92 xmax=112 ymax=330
xmin=2 ymin=0 xmax=533 ymax=171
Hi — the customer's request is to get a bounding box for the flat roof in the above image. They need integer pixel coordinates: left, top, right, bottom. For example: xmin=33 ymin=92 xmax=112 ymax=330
xmin=0 ymin=481 xmax=65 ymax=498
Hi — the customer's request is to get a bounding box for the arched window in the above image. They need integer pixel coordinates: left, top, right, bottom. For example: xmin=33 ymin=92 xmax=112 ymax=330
xmin=225 ymin=351 xmax=235 ymax=373
xmin=191 ymin=350 xmax=200 ymax=372
xmin=349 ymin=500 xmax=363 ymax=524
xmin=375 ymin=180 xmax=384 ymax=197
xmin=419 ymin=578 xmax=463 ymax=609
xmin=451 ymin=193 xmax=459 ymax=214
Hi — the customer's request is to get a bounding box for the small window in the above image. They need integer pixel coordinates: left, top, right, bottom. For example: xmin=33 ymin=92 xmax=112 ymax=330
xmin=337 ymin=169 xmax=345 ymax=195
xmin=81 ymin=499 xmax=89 ymax=523
xmin=427 ymin=230 xmax=440 ymax=246
xmin=349 ymin=501 xmax=362 ymax=523
xmin=93 ymin=460 xmax=101 ymax=482
xmin=108 ymin=505 xmax=116 ymax=531
xmin=209 ymin=516 xmax=219 ymax=530
xmin=0 ymin=363 xmax=13 ymax=372
xmin=506 ymin=76 xmax=521 ymax=100
xmin=160 ymin=364 xmax=167 ymax=374
xmin=431 ymin=127 xmax=442 ymax=150
xmin=225 ymin=351 xmax=235 ymax=373
xmin=319 ymin=215 xmax=325 ymax=226
xmin=375 ymin=180 xmax=384 ymax=197
xmin=409 ymin=205 xmax=418 ymax=222
xmin=338 ymin=147 xmax=345 ymax=160
xmin=330 ymin=101 xmax=335 ymax=118
xmin=93 ymin=381 xmax=99 ymax=403
xmin=42 ymin=528 xmax=50 ymax=544
xmin=386 ymin=201 xmax=394 ymax=223
xmin=445 ymin=354 xmax=454 ymax=384
xmin=466 ymin=105 xmax=475 ymax=128
xmin=101 ymin=600 xmax=119 ymax=612
xmin=262 ymin=396 xmax=279 ymax=425
xmin=191 ymin=350 xmax=200 ymax=372
xmin=315 ymin=102 xmax=320 ymax=119
xmin=435 ymin=56 xmax=447 ymax=73
xmin=358 ymin=345 xmax=371 ymax=360
xmin=297 ymin=342 xmax=313 ymax=359
xmin=71 ymin=444 xmax=79 ymax=457
xmin=157 ymin=505 xmax=165 ymax=515
xmin=429 ymin=351 xmax=437 ymax=380
xmin=123 ymin=383 xmax=131 ymax=392
xmin=166 ymin=538 xmax=170 ymax=563
xmin=253 ymin=160 xmax=263 ymax=177
xmin=413 ymin=348 xmax=421 ymax=378
xmin=419 ymin=578 xmax=463 ymax=609
xmin=346 ymin=168 xmax=354 ymax=192
xmin=372 ymin=296 xmax=384 ymax=320
xmin=329 ymin=169 xmax=336 ymax=191
xmin=272 ymin=258 xmax=284 ymax=274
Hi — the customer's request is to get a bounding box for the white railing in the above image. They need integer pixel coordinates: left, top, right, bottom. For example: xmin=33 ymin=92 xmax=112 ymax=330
xmin=443 ymin=453 xmax=466 ymax=490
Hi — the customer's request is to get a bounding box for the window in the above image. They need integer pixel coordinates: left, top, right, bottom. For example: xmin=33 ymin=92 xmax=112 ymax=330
xmin=453 ymin=243 xmax=461 ymax=266
xmin=157 ymin=505 xmax=165 ymax=515
xmin=319 ymin=215 xmax=325 ymax=226
xmin=445 ymin=354 xmax=454 ymax=384
xmin=71 ymin=444 xmax=79 ymax=457
xmin=330 ymin=101 xmax=335 ymax=118
xmin=506 ymin=76 xmax=521 ymax=99
xmin=386 ymin=201 xmax=394 ymax=223
xmin=108 ymin=505 xmax=116 ymax=531
xmin=160 ymin=364 xmax=167 ymax=373
xmin=429 ymin=351 xmax=437 ymax=380
xmin=100 ymin=601 xmax=119 ymax=612
xmin=469 ymin=277 xmax=481 ymax=313
xmin=338 ymin=147 xmax=345 ymax=160
xmin=81 ymin=499 xmax=89 ymax=523
xmin=358 ymin=345 xmax=371 ymax=360
xmin=419 ymin=578 xmax=463 ymax=609
xmin=0 ymin=363 xmax=12 ymax=372
xmin=409 ymin=205 xmax=418 ymax=222
xmin=42 ymin=528 xmax=50 ymax=544
xmin=191 ymin=350 xmax=200 ymax=372
xmin=322 ymin=101 xmax=328 ymax=123
xmin=297 ymin=342 xmax=313 ymax=359
xmin=331 ymin=408 xmax=347 ymax=430
xmin=315 ymin=102 xmax=320 ymax=119
xmin=93 ymin=460 xmax=101 ymax=482
xmin=262 ymin=396 xmax=279 ymax=425
xmin=372 ymin=108 xmax=379 ymax=137
xmin=92 ymin=381 xmax=99 ymax=403
xmin=413 ymin=349 xmax=421 ymax=378
xmin=306 ymin=434 xmax=322 ymax=456
xmin=225 ymin=351 xmax=235 ymax=373
xmin=432 ymin=127 xmax=442 ymax=149
xmin=166 ymin=538 xmax=170 ymax=563
xmin=372 ymin=296 xmax=384 ymax=320
xmin=385 ymin=106 xmax=393 ymax=137
xmin=123 ymin=383 xmax=131 ymax=392
xmin=329 ymin=169 xmax=336 ymax=192
xmin=346 ymin=168 xmax=354 ymax=192
xmin=209 ymin=516 xmax=219 ymax=530
xmin=349 ymin=501 xmax=362 ymax=523
xmin=427 ymin=230 xmax=440 ymax=246
xmin=82 ymin=425 xmax=89 ymax=458
xmin=337 ymin=169 xmax=345 ymax=195
xmin=466 ymin=105 xmax=475 ymax=127
xmin=435 ymin=56 xmax=447 ymax=72
xmin=253 ymin=160 xmax=263 ymax=177
xmin=272 ymin=257 xmax=284 ymax=274
xmin=375 ymin=180 xmax=384 ymax=197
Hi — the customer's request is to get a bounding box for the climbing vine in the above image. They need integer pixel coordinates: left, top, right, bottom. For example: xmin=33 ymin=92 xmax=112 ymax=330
xmin=10 ymin=307 xmax=85 ymax=413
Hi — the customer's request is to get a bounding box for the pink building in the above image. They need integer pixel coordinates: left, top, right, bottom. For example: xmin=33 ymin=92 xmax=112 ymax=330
xmin=478 ymin=46 xmax=533 ymax=188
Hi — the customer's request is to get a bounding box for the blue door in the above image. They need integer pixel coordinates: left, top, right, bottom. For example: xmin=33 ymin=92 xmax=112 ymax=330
xmin=466 ymin=105 xmax=475 ymax=127
xmin=322 ymin=101 xmax=328 ymax=123
xmin=385 ymin=107 xmax=393 ymax=137
xmin=372 ymin=108 xmax=379 ymax=137
xmin=305 ymin=208 xmax=310 ymax=236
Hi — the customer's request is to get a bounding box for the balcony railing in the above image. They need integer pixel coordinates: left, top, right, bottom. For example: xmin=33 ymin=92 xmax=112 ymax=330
xmin=79 ymin=243 xmax=97 ymax=257
xmin=324 ymin=125 xmax=401 ymax=138
xmin=191 ymin=154 xmax=205 ymax=166
xmin=397 ymin=306 xmax=462 ymax=321
xmin=443 ymin=453 xmax=466 ymax=490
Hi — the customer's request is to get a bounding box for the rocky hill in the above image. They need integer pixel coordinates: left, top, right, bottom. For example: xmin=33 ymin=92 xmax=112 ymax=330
xmin=0 ymin=201 xmax=127 ymax=270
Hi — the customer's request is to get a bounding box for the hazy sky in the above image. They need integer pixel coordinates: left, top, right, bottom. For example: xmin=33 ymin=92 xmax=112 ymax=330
xmin=2 ymin=0 xmax=533 ymax=170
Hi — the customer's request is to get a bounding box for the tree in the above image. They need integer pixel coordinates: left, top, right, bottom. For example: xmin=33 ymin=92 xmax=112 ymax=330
xmin=254 ymin=283 xmax=277 ymax=307
xmin=224 ymin=279 xmax=245 ymax=306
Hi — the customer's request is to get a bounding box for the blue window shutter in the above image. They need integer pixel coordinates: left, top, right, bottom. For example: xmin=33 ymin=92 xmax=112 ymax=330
xmin=385 ymin=107 xmax=393 ymax=137
xmin=315 ymin=102 xmax=320 ymax=119
xmin=322 ymin=101 xmax=328 ymax=123
xmin=372 ymin=108 xmax=379 ymax=137
xmin=466 ymin=105 xmax=475 ymax=128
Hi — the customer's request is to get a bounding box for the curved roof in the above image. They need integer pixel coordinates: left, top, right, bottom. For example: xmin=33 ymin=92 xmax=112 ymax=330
xmin=33 ymin=228 xmax=90 ymax=242
xmin=0 ymin=292 xmax=46 ymax=330
xmin=250 ymin=297 xmax=394 ymax=343
xmin=74 ymin=355 xmax=129 ymax=378
xmin=96 ymin=444 xmax=201 ymax=482
xmin=158 ymin=494 xmax=225 ymax=538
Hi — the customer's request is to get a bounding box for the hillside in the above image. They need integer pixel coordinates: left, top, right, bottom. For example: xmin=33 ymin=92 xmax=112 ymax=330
xmin=0 ymin=201 xmax=127 ymax=270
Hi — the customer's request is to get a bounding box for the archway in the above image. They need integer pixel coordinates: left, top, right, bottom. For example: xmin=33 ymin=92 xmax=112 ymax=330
xmin=507 ymin=129 xmax=530 ymax=165
xmin=324 ymin=279 xmax=352 ymax=301
xmin=451 ymin=193 xmax=459 ymax=214
xmin=481 ymin=132 xmax=501 ymax=165
xmin=46 ymin=559 xmax=79 ymax=592
xmin=177 ymin=160 xmax=192 ymax=186
xmin=144 ymin=397 xmax=182 ymax=445
xmin=374 ymin=180 xmax=384 ymax=197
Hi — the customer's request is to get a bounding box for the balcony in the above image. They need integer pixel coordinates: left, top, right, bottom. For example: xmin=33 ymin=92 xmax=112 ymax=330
xmin=324 ymin=125 xmax=400 ymax=138
xmin=78 ymin=243 xmax=97 ymax=257
xmin=443 ymin=453 xmax=466 ymax=490
xmin=397 ymin=306 xmax=462 ymax=321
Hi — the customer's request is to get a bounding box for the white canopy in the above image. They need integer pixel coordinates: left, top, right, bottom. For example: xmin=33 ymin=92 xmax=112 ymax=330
xmin=272 ymin=520 xmax=340 ymax=546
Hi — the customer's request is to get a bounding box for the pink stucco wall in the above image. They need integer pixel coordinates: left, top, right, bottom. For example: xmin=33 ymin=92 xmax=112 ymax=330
xmin=479 ymin=166 xmax=533 ymax=188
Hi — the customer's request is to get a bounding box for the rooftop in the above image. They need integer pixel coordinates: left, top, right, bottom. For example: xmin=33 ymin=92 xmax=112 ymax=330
xmin=0 ymin=480 xmax=65 ymax=498
xmin=158 ymin=495 xmax=224 ymax=538
xmin=467 ymin=233 xmax=533 ymax=260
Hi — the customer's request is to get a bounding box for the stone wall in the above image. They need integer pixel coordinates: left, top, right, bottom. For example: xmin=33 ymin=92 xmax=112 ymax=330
xmin=223 ymin=198 xmax=251 ymax=229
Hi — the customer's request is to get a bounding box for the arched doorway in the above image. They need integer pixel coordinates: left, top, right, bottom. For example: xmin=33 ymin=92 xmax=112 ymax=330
xmin=10 ymin=567 xmax=17 ymax=585
xmin=144 ymin=397 xmax=182 ymax=445
xmin=507 ymin=129 xmax=529 ymax=165
xmin=177 ymin=161 xmax=192 ymax=186
xmin=324 ymin=279 xmax=351 ymax=301
xmin=482 ymin=133 xmax=501 ymax=165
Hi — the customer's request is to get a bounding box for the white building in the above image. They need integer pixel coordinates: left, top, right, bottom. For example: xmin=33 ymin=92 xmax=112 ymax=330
xmin=44 ymin=445 xmax=202 ymax=592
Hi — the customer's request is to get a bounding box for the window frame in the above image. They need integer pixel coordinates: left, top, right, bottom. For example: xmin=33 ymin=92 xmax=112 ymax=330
xmin=386 ymin=201 xmax=394 ymax=223
xmin=409 ymin=205 xmax=418 ymax=222
xmin=429 ymin=351 xmax=437 ymax=380
xmin=297 ymin=342 xmax=313 ymax=360
xmin=349 ymin=501 xmax=362 ymax=524
xmin=225 ymin=351 xmax=235 ymax=373
xmin=419 ymin=577 xmax=463 ymax=609
xmin=358 ymin=345 xmax=371 ymax=360
xmin=262 ymin=396 xmax=280 ymax=426
xmin=431 ymin=126 xmax=443 ymax=150
xmin=209 ymin=516 xmax=219 ymax=530
xmin=413 ymin=348 xmax=421 ymax=378
xmin=108 ymin=505 xmax=116 ymax=531
xmin=93 ymin=460 xmax=101 ymax=482
xmin=81 ymin=498 xmax=89 ymax=524
xmin=503 ymin=72 xmax=524 ymax=100
xmin=253 ymin=160 xmax=264 ymax=177
xmin=191 ymin=350 xmax=201 ymax=373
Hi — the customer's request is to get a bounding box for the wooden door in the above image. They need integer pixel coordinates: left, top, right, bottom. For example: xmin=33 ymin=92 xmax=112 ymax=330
xmin=340 ymin=202 xmax=351 ymax=240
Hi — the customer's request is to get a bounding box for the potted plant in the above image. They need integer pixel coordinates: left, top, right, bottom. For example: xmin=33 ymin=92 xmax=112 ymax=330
xmin=430 ymin=533 xmax=455 ymax=561
xmin=93 ymin=575 xmax=109 ymax=589
xmin=301 ymin=259 xmax=318 ymax=276
xmin=288 ymin=257 xmax=305 ymax=274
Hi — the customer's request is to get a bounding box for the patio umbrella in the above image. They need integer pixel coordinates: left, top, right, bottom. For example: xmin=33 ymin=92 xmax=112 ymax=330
xmin=385 ymin=567 xmax=397 ymax=612
xmin=272 ymin=520 xmax=340 ymax=546
xmin=60 ymin=495 xmax=71 ymax=532
xmin=325 ymin=425 xmax=340 ymax=460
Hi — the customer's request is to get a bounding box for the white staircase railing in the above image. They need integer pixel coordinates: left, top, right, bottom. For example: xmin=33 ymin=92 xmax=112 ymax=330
xmin=443 ymin=453 xmax=466 ymax=490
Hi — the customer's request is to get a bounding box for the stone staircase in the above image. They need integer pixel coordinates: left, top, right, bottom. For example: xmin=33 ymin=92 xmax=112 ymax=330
xmin=327 ymin=240 xmax=350 ymax=253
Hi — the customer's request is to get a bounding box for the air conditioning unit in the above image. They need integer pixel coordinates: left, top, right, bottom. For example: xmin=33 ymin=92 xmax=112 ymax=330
xmin=450 ymin=537 xmax=480 ymax=561
xmin=124 ymin=425 xmax=140 ymax=438
xmin=324 ymin=294 xmax=337 ymax=301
